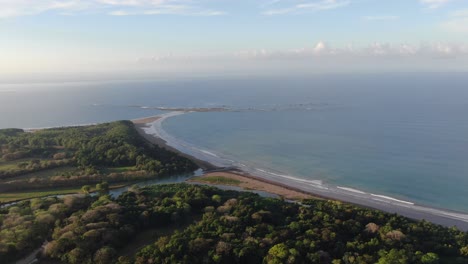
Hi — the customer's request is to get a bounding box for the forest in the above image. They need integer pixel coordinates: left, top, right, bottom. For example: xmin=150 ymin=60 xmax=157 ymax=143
xmin=0 ymin=121 xmax=197 ymax=199
xmin=1 ymin=183 xmax=468 ymax=264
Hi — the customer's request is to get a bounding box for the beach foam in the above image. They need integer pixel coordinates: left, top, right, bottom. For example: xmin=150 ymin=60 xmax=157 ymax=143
xmin=371 ymin=194 xmax=415 ymax=205
xmin=200 ymin=149 xmax=220 ymax=157
xmin=337 ymin=186 xmax=366 ymax=194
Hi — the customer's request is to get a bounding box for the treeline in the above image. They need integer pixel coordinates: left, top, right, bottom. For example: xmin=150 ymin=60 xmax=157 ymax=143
xmin=2 ymin=184 xmax=467 ymax=264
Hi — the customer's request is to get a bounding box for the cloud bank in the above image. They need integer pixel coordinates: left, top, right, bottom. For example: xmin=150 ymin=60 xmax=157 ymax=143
xmin=131 ymin=41 xmax=468 ymax=75
xmin=233 ymin=41 xmax=468 ymax=60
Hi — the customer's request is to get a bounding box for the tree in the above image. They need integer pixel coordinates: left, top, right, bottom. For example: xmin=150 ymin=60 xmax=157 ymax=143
xmin=94 ymin=246 xmax=117 ymax=264
xmin=377 ymin=249 xmax=408 ymax=264
xmin=421 ymin=253 xmax=439 ymax=264
xmin=212 ymin=194 xmax=222 ymax=203
xmin=265 ymin=243 xmax=291 ymax=264
xmin=66 ymin=247 xmax=86 ymax=264
xmin=96 ymin=182 xmax=109 ymax=196
xmin=81 ymin=185 xmax=91 ymax=195
xmin=461 ymin=246 xmax=468 ymax=257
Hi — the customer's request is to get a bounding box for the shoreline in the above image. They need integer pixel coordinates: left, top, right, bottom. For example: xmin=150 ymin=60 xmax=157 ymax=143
xmin=132 ymin=115 xmax=218 ymax=171
xmin=133 ymin=112 xmax=468 ymax=231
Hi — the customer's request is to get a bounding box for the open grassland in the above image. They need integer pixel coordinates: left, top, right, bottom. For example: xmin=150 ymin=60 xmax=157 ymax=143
xmin=103 ymin=166 xmax=136 ymax=173
xmin=21 ymin=165 xmax=77 ymax=178
xmin=0 ymin=158 xmax=54 ymax=168
xmin=0 ymin=187 xmax=83 ymax=203
xmin=0 ymin=183 xmax=129 ymax=203
xmin=0 ymin=158 xmax=31 ymax=170
xmin=0 ymin=166 xmax=78 ymax=182
xmin=195 ymin=175 xmax=243 ymax=185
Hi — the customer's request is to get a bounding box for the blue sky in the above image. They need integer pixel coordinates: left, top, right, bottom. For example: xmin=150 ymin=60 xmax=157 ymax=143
xmin=1 ymin=0 xmax=468 ymax=79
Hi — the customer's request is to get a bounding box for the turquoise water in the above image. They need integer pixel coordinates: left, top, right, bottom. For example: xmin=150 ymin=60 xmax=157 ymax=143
xmin=1 ymin=74 xmax=468 ymax=212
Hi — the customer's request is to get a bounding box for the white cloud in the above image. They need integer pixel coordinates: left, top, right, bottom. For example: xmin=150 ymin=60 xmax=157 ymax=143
xmin=262 ymin=0 xmax=350 ymax=15
xmin=133 ymin=41 xmax=468 ymax=75
xmin=0 ymin=0 xmax=225 ymax=18
xmin=419 ymin=0 xmax=450 ymax=9
xmin=234 ymin=41 xmax=468 ymax=60
xmin=313 ymin=41 xmax=328 ymax=54
xmin=362 ymin=15 xmax=399 ymax=21
xmin=147 ymin=41 xmax=468 ymax=66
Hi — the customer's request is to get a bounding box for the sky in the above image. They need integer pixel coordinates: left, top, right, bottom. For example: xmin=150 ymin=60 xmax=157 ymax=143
xmin=1 ymin=0 xmax=468 ymax=80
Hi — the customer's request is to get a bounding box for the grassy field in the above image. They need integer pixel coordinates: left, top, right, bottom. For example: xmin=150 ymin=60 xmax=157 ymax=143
xmin=196 ymin=175 xmax=242 ymax=185
xmin=0 ymin=183 xmax=128 ymax=204
xmin=0 ymin=159 xmax=29 ymax=170
xmin=0 ymin=158 xmax=56 ymax=171
xmin=104 ymin=166 xmax=136 ymax=173
xmin=2 ymin=166 xmax=78 ymax=181
xmin=0 ymin=187 xmax=84 ymax=203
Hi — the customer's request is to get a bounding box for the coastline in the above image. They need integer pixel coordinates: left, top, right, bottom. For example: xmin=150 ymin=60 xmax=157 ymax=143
xmin=132 ymin=115 xmax=217 ymax=171
xmin=133 ymin=112 xmax=468 ymax=231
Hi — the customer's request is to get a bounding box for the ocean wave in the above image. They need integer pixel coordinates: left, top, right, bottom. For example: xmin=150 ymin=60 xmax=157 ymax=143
xmin=200 ymin=149 xmax=219 ymax=157
xmin=255 ymin=168 xmax=323 ymax=186
xmin=370 ymin=194 xmax=415 ymax=205
xmin=337 ymin=186 xmax=366 ymax=194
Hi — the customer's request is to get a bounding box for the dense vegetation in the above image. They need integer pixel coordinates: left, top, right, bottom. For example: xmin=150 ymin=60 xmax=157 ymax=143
xmin=1 ymin=184 xmax=468 ymax=264
xmin=0 ymin=121 xmax=197 ymax=196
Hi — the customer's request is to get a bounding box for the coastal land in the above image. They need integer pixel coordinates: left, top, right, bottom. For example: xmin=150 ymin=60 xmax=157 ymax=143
xmin=2 ymin=114 xmax=468 ymax=263
xmin=132 ymin=113 xmax=468 ymax=231
xmin=0 ymin=120 xmax=198 ymax=205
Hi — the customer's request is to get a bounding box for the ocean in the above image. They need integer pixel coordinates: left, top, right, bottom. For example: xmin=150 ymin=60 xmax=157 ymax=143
xmin=1 ymin=73 xmax=468 ymax=213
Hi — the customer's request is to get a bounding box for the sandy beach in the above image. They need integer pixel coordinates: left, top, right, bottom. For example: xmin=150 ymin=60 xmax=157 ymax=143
xmin=190 ymin=171 xmax=314 ymax=200
xmin=133 ymin=112 xmax=468 ymax=231
xmin=132 ymin=116 xmax=161 ymax=125
xmin=132 ymin=115 xmax=217 ymax=170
